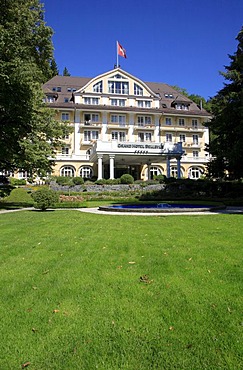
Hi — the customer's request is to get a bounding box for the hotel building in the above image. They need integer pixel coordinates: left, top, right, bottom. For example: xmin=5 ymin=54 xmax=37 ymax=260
xmin=43 ymin=67 xmax=211 ymax=181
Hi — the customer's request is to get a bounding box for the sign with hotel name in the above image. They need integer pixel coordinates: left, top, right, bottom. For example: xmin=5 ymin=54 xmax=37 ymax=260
xmin=117 ymin=143 xmax=163 ymax=150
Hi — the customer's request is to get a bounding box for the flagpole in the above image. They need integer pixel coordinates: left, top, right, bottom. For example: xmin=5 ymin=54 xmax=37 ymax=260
xmin=116 ymin=41 xmax=119 ymax=68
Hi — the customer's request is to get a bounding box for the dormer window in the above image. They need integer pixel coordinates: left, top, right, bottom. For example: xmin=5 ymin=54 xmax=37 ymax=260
xmin=134 ymin=83 xmax=143 ymax=96
xmin=164 ymin=93 xmax=174 ymax=98
xmin=175 ymin=103 xmax=189 ymax=110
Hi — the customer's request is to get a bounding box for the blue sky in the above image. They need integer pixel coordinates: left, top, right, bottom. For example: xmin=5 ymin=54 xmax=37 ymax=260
xmin=43 ymin=0 xmax=242 ymax=100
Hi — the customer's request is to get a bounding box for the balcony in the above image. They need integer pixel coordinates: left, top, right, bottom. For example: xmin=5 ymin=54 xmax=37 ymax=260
xmin=134 ymin=124 xmax=155 ymax=131
xmin=79 ymin=121 xmax=102 ymax=129
xmin=107 ymin=122 xmax=129 ymax=130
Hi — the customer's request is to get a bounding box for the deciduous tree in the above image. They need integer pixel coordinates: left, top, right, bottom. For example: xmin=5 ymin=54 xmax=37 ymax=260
xmin=206 ymin=27 xmax=243 ymax=179
xmin=0 ymin=0 xmax=70 ymax=176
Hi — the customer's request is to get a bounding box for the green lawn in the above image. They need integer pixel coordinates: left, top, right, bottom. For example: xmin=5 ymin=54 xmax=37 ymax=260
xmin=0 ymin=210 xmax=242 ymax=369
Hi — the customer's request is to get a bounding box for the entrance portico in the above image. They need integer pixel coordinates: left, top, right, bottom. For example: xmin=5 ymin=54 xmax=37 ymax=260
xmin=90 ymin=140 xmax=184 ymax=180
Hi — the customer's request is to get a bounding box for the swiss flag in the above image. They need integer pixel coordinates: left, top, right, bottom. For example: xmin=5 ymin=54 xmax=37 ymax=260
xmin=117 ymin=42 xmax=127 ymax=58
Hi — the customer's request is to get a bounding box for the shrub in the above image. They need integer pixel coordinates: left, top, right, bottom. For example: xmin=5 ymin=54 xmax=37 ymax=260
xmin=120 ymin=174 xmax=134 ymax=184
xmin=32 ymin=188 xmax=59 ymax=211
xmin=154 ymin=174 xmax=167 ymax=183
xmin=55 ymin=176 xmax=73 ymax=186
xmin=72 ymin=177 xmax=84 ymax=185
xmin=9 ymin=178 xmax=26 ymax=186
xmin=4 ymin=188 xmax=34 ymax=204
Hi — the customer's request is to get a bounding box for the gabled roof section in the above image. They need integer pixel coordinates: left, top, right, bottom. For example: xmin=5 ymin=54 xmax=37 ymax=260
xmin=75 ymin=67 xmax=159 ymax=97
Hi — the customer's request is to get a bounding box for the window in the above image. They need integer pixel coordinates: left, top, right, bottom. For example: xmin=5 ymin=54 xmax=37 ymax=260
xmin=64 ymin=97 xmax=69 ymax=103
xmin=111 ymin=115 xmax=126 ymax=126
xmin=164 ymin=93 xmax=174 ymax=98
xmin=175 ymin=103 xmax=189 ymax=110
xmin=108 ymin=81 xmax=129 ymax=94
xmin=171 ymin=166 xmax=183 ymax=178
xmin=193 ymin=151 xmax=199 ymax=158
xmin=80 ymin=166 xmax=93 ymax=178
xmin=179 ymin=134 xmax=186 ymax=142
xmin=137 ymin=116 xmax=152 ymax=126
xmin=192 ymin=119 xmax=198 ymax=128
xmin=137 ymin=100 xmax=151 ymax=108
xmin=166 ymin=117 xmax=172 ymax=125
xmin=188 ymin=167 xmax=203 ymax=179
xmin=93 ymin=81 xmax=103 ymax=93
xmin=47 ymin=96 xmax=54 ymax=103
xmin=138 ymin=132 xmax=152 ymax=142
xmin=149 ymin=166 xmax=162 ymax=179
xmin=84 ymin=130 xmax=99 ymax=141
xmin=111 ymin=99 xmax=125 ymax=106
xmin=166 ymin=133 xmax=172 ymax=142
xmin=60 ymin=166 xmax=75 ymax=177
xmin=52 ymin=87 xmax=61 ymax=92
xmin=61 ymin=113 xmax=69 ymax=121
xmin=18 ymin=170 xmax=30 ymax=179
xmin=192 ymin=135 xmax=199 ymax=145
xmin=178 ymin=118 xmax=185 ymax=126
xmin=111 ymin=131 xmax=126 ymax=141
xmin=61 ymin=147 xmax=69 ymax=155
xmin=134 ymin=83 xmax=143 ymax=96
xmin=84 ymin=97 xmax=99 ymax=105
xmin=67 ymin=87 xmax=76 ymax=92
xmin=85 ymin=113 xmax=99 ymax=123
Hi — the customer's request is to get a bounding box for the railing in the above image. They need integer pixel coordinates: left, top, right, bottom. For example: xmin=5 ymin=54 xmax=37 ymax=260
xmin=79 ymin=121 xmax=102 ymax=128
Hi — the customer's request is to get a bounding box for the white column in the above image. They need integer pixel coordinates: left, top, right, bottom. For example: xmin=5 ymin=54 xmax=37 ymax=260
xmin=109 ymin=155 xmax=115 ymax=179
xmin=98 ymin=155 xmax=103 ymax=180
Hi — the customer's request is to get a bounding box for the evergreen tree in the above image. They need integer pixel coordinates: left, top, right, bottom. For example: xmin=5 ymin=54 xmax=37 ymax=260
xmin=207 ymin=27 xmax=243 ymax=179
xmin=63 ymin=67 xmax=71 ymax=76
xmin=50 ymin=59 xmax=59 ymax=77
xmin=0 ymin=0 xmax=70 ymax=176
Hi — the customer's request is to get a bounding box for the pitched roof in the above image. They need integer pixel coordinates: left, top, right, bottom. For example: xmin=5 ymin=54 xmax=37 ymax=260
xmin=42 ymin=72 xmax=210 ymax=116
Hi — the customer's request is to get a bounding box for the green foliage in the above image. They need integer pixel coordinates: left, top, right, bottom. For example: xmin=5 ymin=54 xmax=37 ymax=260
xmin=55 ymin=176 xmax=74 ymax=186
xmin=0 ymin=0 xmax=70 ymax=175
xmin=63 ymin=66 xmax=71 ymax=76
xmin=72 ymin=177 xmax=84 ymax=185
xmin=32 ymin=187 xmax=59 ymax=210
xmin=9 ymin=178 xmax=26 ymax=186
xmin=207 ymin=27 xmax=243 ymax=179
xmin=4 ymin=187 xmax=34 ymax=204
xmin=95 ymin=178 xmax=121 ymax=185
xmin=153 ymin=174 xmax=167 ymax=183
xmin=120 ymin=174 xmax=134 ymax=184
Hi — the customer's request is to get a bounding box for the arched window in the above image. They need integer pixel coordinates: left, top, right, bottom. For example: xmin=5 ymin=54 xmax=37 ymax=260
xmin=171 ymin=166 xmax=184 ymax=178
xmin=188 ymin=167 xmax=204 ymax=179
xmin=60 ymin=166 xmax=75 ymax=177
xmin=146 ymin=166 xmax=162 ymax=180
xmin=80 ymin=166 xmax=93 ymax=179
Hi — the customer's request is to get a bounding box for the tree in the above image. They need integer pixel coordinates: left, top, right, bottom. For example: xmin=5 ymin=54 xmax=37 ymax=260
xmin=206 ymin=27 xmax=243 ymax=179
xmin=63 ymin=67 xmax=71 ymax=76
xmin=50 ymin=59 xmax=59 ymax=76
xmin=0 ymin=0 xmax=70 ymax=176
xmin=32 ymin=188 xmax=59 ymax=211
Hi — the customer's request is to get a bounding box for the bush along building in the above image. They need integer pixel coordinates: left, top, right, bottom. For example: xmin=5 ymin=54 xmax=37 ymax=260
xmin=42 ymin=67 xmax=211 ymax=181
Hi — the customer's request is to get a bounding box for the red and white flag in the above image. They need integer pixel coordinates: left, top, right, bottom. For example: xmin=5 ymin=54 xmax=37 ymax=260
xmin=117 ymin=41 xmax=127 ymax=58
